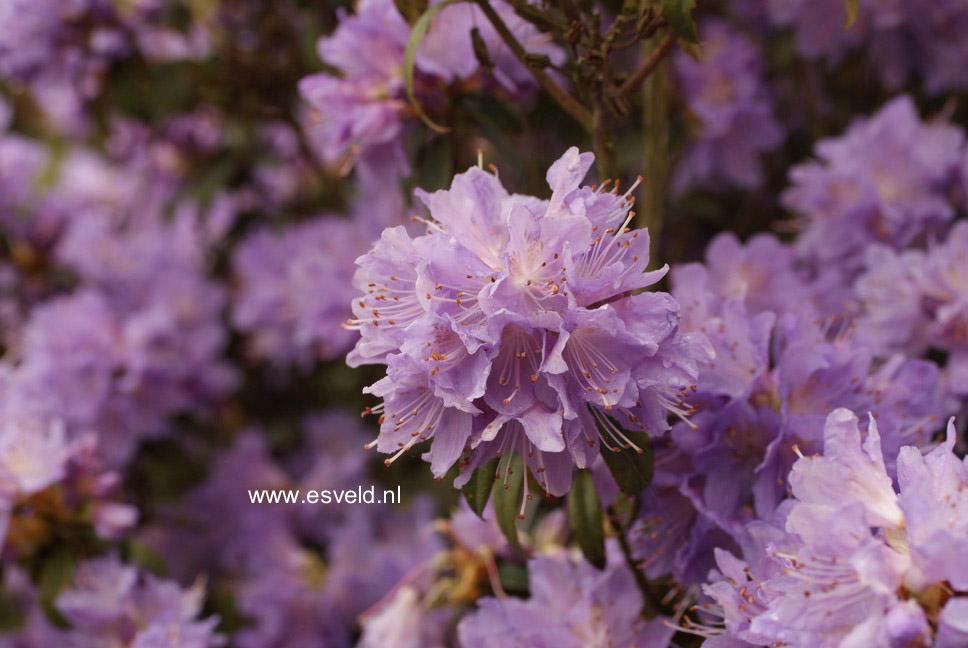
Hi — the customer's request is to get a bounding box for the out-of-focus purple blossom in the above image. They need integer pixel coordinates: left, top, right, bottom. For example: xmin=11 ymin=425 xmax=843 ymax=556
xmin=899 ymin=0 xmax=968 ymax=94
xmin=139 ymin=431 xmax=294 ymax=582
xmin=857 ymin=221 xmax=968 ymax=396
xmin=0 ymin=0 xmax=126 ymax=89
xmin=53 ymin=554 xmax=224 ymax=648
xmin=0 ymin=372 xmax=137 ymax=557
xmin=0 ymin=0 xmax=208 ymax=132
xmin=0 ymin=182 xmax=236 ymax=469
xmin=232 ymin=157 xmax=406 ymax=366
xmin=767 ymin=0 xmax=968 ymax=95
xmin=416 ymin=1 xmax=564 ymax=93
xmin=458 ymin=540 xmax=676 ymax=648
xmin=766 ymin=0 xmax=873 ymax=64
xmin=695 ymin=409 xmax=968 ymax=647
xmin=673 ymin=19 xmax=783 ymax=192
xmin=783 ymin=95 xmax=966 ymax=275
xmin=349 ymin=147 xmax=711 ymax=496
xmin=299 ymin=0 xmax=562 ymax=172
xmin=233 ymin=501 xmax=440 ymax=648
xmin=232 ymin=217 xmax=370 ymax=365
xmin=358 ymin=585 xmax=450 ymax=648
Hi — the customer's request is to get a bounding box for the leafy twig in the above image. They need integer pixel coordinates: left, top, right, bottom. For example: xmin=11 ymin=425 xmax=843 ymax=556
xmin=473 ymin=0 xmax=593 ymax=132
xmin=612 ymin=30 xmax=677 ymax=99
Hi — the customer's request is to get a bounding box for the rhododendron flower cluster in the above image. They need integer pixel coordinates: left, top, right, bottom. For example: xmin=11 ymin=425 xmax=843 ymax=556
xmin=693 ymin=409 xmax=968 ymax=647
xmin=0 ymin=0 xmax=965 ymax=646
xmin=349 ymin=147 xmax=712 ymax=496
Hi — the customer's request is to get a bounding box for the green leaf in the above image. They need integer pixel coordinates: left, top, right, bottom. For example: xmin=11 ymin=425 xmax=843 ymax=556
xmin=36 ymin=545 xmax=74 ymax=628
xmin=394 ymin=0 xmax=429 ymax=24
xmin=497 ymin=561 xmax=529 ymax=595
xmin=844 ymin=0 xmax=859 ymax=27
xmin=123 ymin=538 xmax=167 ymax=577
xmin=661 ymin=0 xmax=699 ymax=43
xmin=417 ymin=134 xmax=453 ymax=192
xmin=591 ymin=407 xmax=654 ymax=496
xmin=567 ymin=469 xmax=606 ymax=570
xmin=462 ymin=457 xmax=499 ymax=518
xmin=492 ymin=453 xmax=524 ymax=551
xmin=403 ymin=0 xmax=463 ymax=134
xmin=470 ymin=27 xmax=493 ymax=69
xmin=0 ymin=587 xmax=26 ymax=631
xmin=459 ymin=93 xmax=523 ymax=134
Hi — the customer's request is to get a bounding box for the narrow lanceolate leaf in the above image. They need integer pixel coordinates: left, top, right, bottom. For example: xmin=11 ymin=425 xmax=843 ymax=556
xmin=492 ymin=453 xmax=524 ymax=551
xmin=394 ymin=0 xmax=429 ymax=25
xmin=661 ymin=0 xmax=699 ymax=43
xmin=591 ymin=407 xmax=655 ymax=497
xmin=37 ymin=545 xmax=74 ymax=628
xmin=470 ymin=27 xmax=493 ymax=69
xmin=463 ymin=457 xmax=499 ymax=518
xmin=568 ymin=469 xmax=606 ymax=570
xmin=844 ymin=0 xmax=859 ymax=27
xmin=497 ymin=561 xmax=529 ymax=595
xmin=403 ymin=0 xmax=462 ymax=134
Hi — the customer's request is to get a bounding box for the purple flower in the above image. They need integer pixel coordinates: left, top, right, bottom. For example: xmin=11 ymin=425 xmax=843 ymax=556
xmin=54 ymin=554 xmax=224 ymax=648
xmin=673 ymin=19 xmax=783 ymax=192
xmin=299 ymin=0 xmax=561 ymax=171
xmin=457 ymin=540 xmax=676 ymax=648
xmin=899 ymin=0 xmax=968 ymax=94
xmin=696 ymin=409 xmax=968 ymax=647
xmin=349 ymin=148 xmax=711 ymax=494
xmin=857 ymin=221 xmax=968 ymax=397
xmin=766 ymin=0 xmax=871 ymax=63
xmin=358 ymin=585 xmax=450 ymax=648
xmin=0 ymin=382 xmax=70 ymax=497
xmin=231 ymin=217 xmax=370 ymax=365
xmin=783 ymin=95 xmax=966 ymax=275
xmin=654 ymin=229 xmax=950 ymax=583
xmin=767 ymin=0 xmax=968 ymax=95
xmin=416 ymin=1 xmax=564 ymax=92
xmin=233 ymin=501 xmax=440 ymax=648
xmin=138 ymin=431 xmax=295 ymax=581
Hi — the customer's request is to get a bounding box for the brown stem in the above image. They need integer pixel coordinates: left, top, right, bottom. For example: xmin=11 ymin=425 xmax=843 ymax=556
xmin=613 ymin=511 xmax=659 ymax=619
xmin=639 ymin=38 xmax=669 ymax=261
xmin=473 ymin=0 xmax=593 ymax=132
xmin=612 ymin=30 xmax=677 ymax=99
xmin=591 ymin=99 xmax=617 ymax=181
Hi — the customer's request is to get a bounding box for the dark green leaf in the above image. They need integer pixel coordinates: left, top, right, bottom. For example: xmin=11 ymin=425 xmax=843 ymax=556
xmin=512 ymin=3 xmax=565 ymax=32
xmin=209 ymin=587 xmax=250 ymax=634
xmin=523 ymin=53 xmax=552 ymax=69
xmin=492 ymin=453 xmax=524 ymax=551
xmin=123 ymin=538 xmax=167 ymax=577
xmin=844 ymin=0 xmax=858 ymax=27
xmin=37 ymin=545 xmax=74 ymax=628
xmin=417 ymin=135 xmax=453 ymax=192
xmin=462 ymin=457 xmax=499 ymax=518
xmin=394 ymin=0 xmax=429 ymax=24
xmin=567 ymin=469 xmax=606 ymax=570
xmin=459 ymin=93 xmax=523 ymax=134
xmin=497 ymin=561 xmax=529 ymax=595
xmin=0 ymin=587 xmax=26 ymax=631
xmin=592 ymin=407 xmax=654 ymax=496
xmin=470 ymin=27 xmax=493 ymax=69
xmin=661 ymin=0 xmax=699 ymax=43
xmin=403 ymin=0 xmax=462 ymax=133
